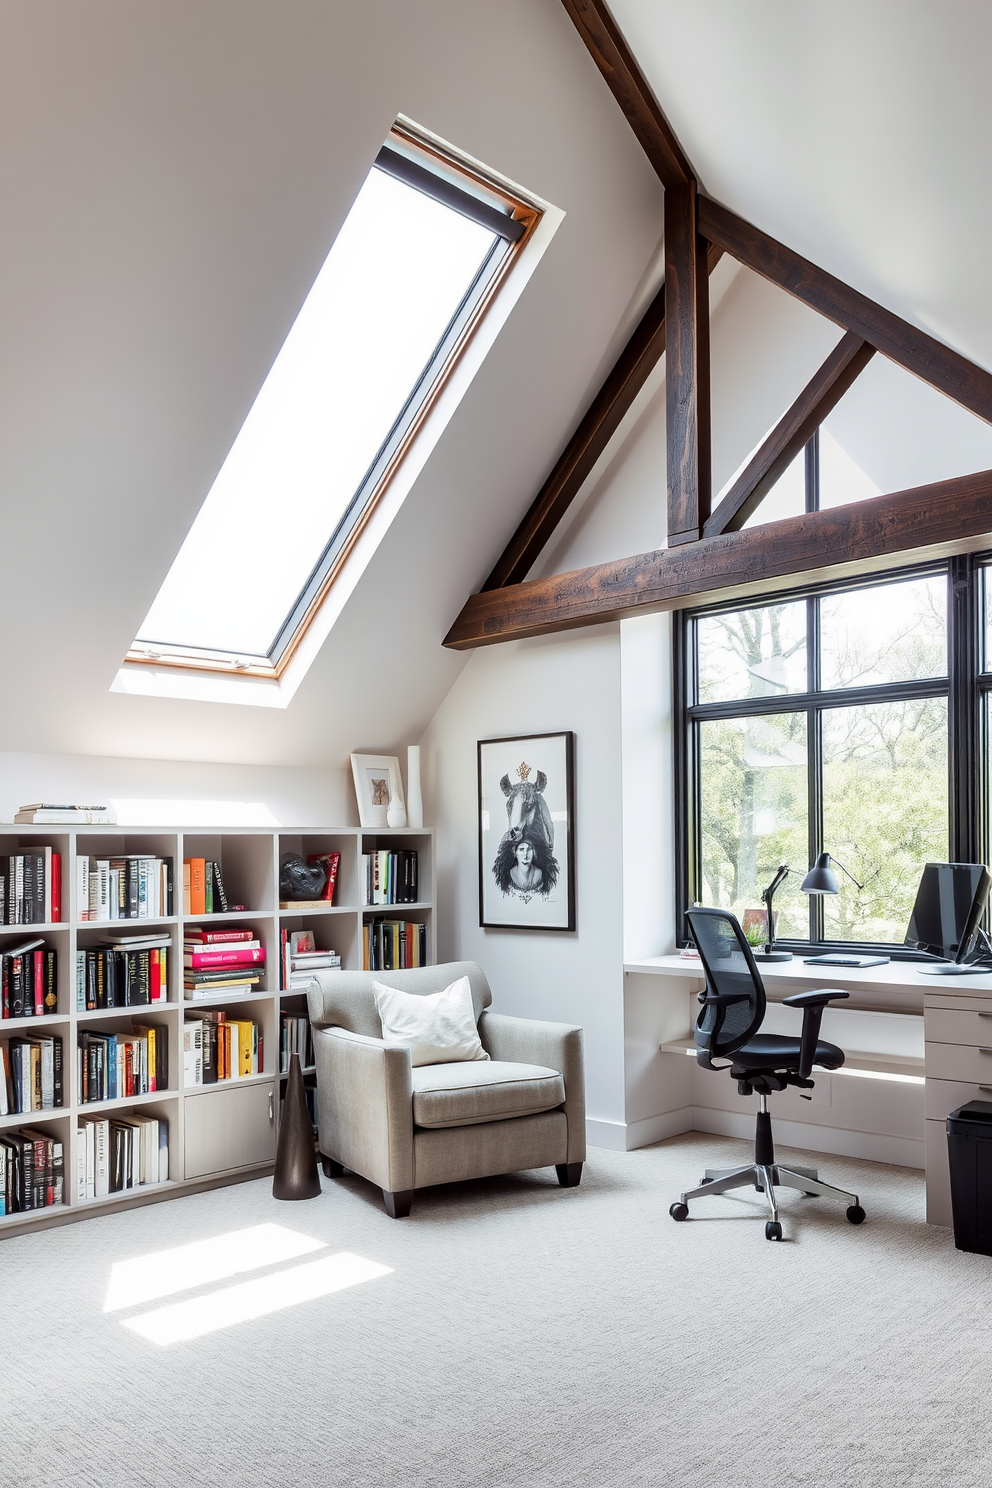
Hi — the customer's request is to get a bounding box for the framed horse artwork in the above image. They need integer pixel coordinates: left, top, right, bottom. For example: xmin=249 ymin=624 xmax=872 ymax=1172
xmin=477 ymin=731 xmax=575 ymax=931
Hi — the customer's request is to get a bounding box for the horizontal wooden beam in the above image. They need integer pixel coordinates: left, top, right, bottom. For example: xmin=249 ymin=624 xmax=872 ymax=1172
xmin=704 ymin=332 xmax=875 ymax=536
xmin=559 ymin=0 xmax=693 ymax=188
xmin=699 ymin=196 xmax=992 ymax=425
xmin=484 ymin=244 xmax=724 ymax=591
xmin=444 ymin=467 xmax=992 ymax=648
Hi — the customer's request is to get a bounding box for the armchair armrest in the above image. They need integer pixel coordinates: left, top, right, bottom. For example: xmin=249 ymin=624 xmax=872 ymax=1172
xmin=697 ymin=991 xmax=750 ymax=1006
xmin=782 ymin=987 xmax=850 ymax=1078
xmin=312 ymin=1026 xmax=415 ymax=1193
xmin=478 ymin=1011 xmax=586 ymax=1165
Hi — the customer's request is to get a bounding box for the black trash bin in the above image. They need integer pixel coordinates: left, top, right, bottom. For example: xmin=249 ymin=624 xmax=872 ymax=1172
xmin=946 ymin=1100 xmax=992 ymax=1254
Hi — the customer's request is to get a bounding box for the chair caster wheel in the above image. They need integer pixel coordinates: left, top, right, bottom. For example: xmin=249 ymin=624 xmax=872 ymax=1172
xmin=765 ymin=1221 xmax=783 ymax=1241
xmin=670 ymin=1202 xmax=689 ymax=1222
xmin=846 ymin=1204 xmax=866 ymax=1225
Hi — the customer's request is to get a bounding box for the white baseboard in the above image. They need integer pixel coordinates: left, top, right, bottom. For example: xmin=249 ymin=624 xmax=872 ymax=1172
xmin=691 ymin=1107 xmax=925 ymax=1170
xmin=586 ymin=1110 xmax=693 ymax=1152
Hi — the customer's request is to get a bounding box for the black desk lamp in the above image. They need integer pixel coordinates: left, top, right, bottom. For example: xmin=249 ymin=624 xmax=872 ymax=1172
xmin=753 ymin=851 xmax=864 ymax=962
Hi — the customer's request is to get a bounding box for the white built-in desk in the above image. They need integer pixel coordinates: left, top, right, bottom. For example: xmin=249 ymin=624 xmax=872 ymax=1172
xmin=624 ymin=954 xmax=992 ymax=1226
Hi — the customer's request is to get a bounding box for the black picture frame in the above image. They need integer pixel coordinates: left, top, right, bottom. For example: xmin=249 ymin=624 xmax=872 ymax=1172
xmin=478 ymin=731 xmax=576 ymax=931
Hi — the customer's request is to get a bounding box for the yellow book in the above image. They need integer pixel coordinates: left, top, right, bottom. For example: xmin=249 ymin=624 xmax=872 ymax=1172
xmin=230 ymin=1021 xmax=254 ymax=1078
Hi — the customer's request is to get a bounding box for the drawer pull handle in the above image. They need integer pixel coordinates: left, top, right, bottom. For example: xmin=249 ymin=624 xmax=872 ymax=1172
xmin=980 ymin=1086 xmax=992 ymax=1093
xmin=979 ymin=1049 xmax=992 ymax=1056
xmin=268 ymin=1091 xmax=274 ymax=1124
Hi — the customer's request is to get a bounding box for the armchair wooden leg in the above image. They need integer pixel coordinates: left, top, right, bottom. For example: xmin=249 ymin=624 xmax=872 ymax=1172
xmin=320 ymin=1155 xmax=344 ymax=1178
xmin=382 ymin=1188 xmax=414 ymax=1219
xmin=556 ymin=1162 xmax=583 ymax=1188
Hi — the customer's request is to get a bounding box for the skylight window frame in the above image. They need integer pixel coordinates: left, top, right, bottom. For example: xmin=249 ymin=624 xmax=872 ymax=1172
xmin=125 ymin=122 xmax=542 ymax=680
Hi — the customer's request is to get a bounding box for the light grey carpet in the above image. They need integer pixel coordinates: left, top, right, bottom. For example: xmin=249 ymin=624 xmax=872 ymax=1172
xmin=2 ymin=1133 xmax=991 ymax=1488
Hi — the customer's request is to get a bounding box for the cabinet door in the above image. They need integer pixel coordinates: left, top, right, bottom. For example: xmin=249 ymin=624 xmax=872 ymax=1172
xmin=184 ymin=1082 xmax=275 ymax=1179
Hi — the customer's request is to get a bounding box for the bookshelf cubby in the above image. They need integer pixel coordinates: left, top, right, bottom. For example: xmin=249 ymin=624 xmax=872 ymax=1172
xmin=0 ymin=823 xmax=434 ymax=1236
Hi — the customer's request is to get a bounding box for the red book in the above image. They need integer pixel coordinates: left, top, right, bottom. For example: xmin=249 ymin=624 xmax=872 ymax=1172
xmin=308 ymin=853 xmax=341 ymax=904
xmin=34 ymin=950 xmax=44 ymax=1015
xmin=150 ymin=949 xmax=160 ymax=1003
xmin=50 ymin=854 xmax=61 ymax=922
xmin=184 ymin=928 xmax=255 ymax=944
xmin=183 ymin=947 xmax=265 ymax=969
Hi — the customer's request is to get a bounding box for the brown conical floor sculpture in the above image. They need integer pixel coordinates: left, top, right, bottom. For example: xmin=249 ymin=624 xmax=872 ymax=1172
xmin=272 ymin=1051 xmax=322 ymax=1200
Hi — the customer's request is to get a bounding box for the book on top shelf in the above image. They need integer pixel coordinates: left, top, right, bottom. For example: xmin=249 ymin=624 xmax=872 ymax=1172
xmin=15 ymin=804 xmax=116 ymax=824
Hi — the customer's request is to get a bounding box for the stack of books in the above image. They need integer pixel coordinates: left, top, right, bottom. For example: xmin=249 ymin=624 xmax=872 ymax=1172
xmin=363 ymin=919 xmax=427 ymax=971
xmin=0 ymin=1033 xmax=63 ymax=1112
xmin=15 ymin=802 xmax=116 ymax=825
xmin=280 ymin=1013 xmax=315 ymax=1071
xmin=183 ymin=1011 xmax=261 ymax=1084
xmin=1 ymin=1130 xmax=64 ymax=1213
xmin=75 ymin=933 xmax=170 ymax=1010
xmin=77 ymin=1025 xmax=168 ymax=1102
xmin=363 ymin=849 xmax=419 ymax=906
xmin=1 ymin=938 xmax=58 ymax=1018
xmin=77 ymin=1115 xmax=167 ymax=1198
xmin=77 ymin=855 xmax=172 ymax=921
xmin=183 ymin=927 xmax=265 ymax=999
xmin=182 ymin=858 xmax=233 ymax=915
xmin=279 ymin=929 xmax=340 ymax=990
xmin=0 ymin=848 xmax=62 ymax=924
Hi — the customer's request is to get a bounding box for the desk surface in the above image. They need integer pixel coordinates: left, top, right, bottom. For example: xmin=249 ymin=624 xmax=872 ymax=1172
xmin=625 ymin=953 xmax=992 ymax=995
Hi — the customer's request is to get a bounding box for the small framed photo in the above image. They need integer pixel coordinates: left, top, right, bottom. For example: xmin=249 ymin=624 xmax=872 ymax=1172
xmin=478 ymin=731 xmax=575 ymax=931
xmin=351 ymin=754 xmax=404 ymax=828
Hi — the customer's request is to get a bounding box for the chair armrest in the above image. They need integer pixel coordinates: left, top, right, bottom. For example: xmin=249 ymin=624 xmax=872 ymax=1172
xmin=478 ymin=1011 xmax=586 ymax=1165
xmin=697 ymin=991 xmax=750 ymax=1007
xmin=312 ymin=1026 xmax=414 ymax=1193
xmin=782 ymin=989 xmax=850 ymax=1009
xmin=781 ymin=989 xmax=849 ymax=1078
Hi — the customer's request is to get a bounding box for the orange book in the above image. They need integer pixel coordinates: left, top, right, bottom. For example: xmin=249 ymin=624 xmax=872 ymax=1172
xmin=184 ymin=858 xmax=206 ymax=917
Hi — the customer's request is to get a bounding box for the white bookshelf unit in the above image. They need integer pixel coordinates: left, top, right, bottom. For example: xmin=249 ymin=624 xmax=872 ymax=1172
xmin=0 ymin=824 xmax=434 ymax=1237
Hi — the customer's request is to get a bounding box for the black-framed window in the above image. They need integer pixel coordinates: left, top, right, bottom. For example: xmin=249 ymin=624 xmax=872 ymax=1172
xmin=674 ymin=548 xmax=992 ymax=954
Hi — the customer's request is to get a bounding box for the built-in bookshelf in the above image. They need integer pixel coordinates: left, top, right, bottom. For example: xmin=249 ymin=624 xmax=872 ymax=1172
xmin=0 ymin=824 xmax=434 ymax=1236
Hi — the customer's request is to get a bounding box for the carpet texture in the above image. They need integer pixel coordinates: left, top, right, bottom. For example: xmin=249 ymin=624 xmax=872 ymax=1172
xmin=2 ymin=1133 xmax=991 ymax=1488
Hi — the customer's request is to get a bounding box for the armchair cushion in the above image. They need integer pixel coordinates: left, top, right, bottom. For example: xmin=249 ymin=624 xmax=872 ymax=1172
xmin=411 ymin=1060 xmax=565 ymax=1129
xmin=373 ymin=975 xmax=490 ymax=1067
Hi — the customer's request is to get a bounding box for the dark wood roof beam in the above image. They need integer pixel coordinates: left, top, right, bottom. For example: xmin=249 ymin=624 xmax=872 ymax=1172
xmin=559 ymin=0 xmax=694 ymax=188
xmin=699 ymin=197 xmax=992 ymax=424
xmin=444 ymin=467 xmax=992 ymax=648
xmin=704 ymin=331 xmax=876 ymax=536
xmin=665 ymin=179 xmax=711 ymax=544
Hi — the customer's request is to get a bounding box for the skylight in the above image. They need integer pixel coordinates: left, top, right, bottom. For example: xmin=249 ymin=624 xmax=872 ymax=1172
xmin=128 ymin=128 xmax=535 ymax=675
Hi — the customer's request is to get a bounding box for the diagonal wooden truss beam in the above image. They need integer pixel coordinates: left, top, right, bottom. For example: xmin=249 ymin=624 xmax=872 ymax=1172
xmin=560 ymin=0 xmax=693 ymax=189
xmin=704 ymin=331 xmax=876 ymax=536
xmin=444 ymin=468 xmax=992 ymax=649
xmin=699 ymin=197 xmax=992 ymax=425
xmin=665 ymin=179 xmax=711 ymax=544
xmin=483 ymin=244 xmax=723 ymax=591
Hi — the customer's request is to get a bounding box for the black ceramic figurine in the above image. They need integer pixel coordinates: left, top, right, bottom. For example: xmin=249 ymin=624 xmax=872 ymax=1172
xmin=272 ymin=1052 xmax=321 ymax=1200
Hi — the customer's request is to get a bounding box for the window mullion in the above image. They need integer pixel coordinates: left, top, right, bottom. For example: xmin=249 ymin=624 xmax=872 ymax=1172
xmin=948 ymin=555 xmax=979 ymax=862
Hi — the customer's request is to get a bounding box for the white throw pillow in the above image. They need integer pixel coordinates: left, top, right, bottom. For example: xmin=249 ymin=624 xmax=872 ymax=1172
xmin=372 ymin=975 xmax=490 ymax=1067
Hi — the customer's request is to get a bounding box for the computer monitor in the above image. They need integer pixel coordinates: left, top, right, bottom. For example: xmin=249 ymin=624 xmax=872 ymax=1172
xmin=905 ymin=862 xmax=992 ymax=975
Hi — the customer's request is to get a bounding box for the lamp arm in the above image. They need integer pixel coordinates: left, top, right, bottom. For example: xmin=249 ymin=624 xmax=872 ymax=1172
xmin=829 ymin=855 xmax=865 ymax=892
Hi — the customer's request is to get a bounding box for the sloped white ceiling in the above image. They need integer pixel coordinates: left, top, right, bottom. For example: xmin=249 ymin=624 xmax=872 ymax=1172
xmin=0 ymin=0 xmax=664 ymax=766
xmin=609 ymin=0 xmax=992 ymax=371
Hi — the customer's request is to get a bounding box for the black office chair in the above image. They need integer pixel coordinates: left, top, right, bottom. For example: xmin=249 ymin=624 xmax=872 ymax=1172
xmin=670 ymin=906 xmax=866 ymax=1241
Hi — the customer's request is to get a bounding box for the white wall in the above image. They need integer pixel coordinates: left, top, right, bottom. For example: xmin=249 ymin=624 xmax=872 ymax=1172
xmin=0 ymin=751 xmax=349 ymax=827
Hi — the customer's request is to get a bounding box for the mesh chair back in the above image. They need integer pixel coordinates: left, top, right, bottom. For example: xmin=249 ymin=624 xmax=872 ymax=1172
xmin=685 ymin=907 xmax=765 ymax=1058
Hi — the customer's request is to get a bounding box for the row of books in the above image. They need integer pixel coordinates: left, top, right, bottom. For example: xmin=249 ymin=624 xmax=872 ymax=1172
xmin=1 ymin=1033 xmax=64 ymax=1113
xmin=1 ymin=940 xmax=57 ymax=1019
xmin=75 ymin=937 xmax=170 ymax=1009
xmin=182 ymin=858 xmax=234 ymax=916
xmin=0 ymin=849 xmax=61 ymax=924
xmin=363 ymin=919 xmax=428 ymax=971
xmin=1 ymin=1130 xmax=64 ymax=1213
xmin=77 ymin=1114 xmax=168 ymax=1198
xmin=279 ymin=928 xmax=340 ymax=990
xmin=183 ymin=1013 xmax=262 ymax=1084
xmin=184 ymin=927 xmax=264 ymax=999
xmin=78 ymin=1026 xmax=168 ymax=1103
xmin=280 ymin=1013 xmax=315 ymax=1071
xmin=78 ymin=855 xmax=172 ymax=922
xmin=363 ymin=850 xmax=419 ymax=906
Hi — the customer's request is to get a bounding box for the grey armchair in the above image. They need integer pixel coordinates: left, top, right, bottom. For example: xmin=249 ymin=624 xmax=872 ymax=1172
xmin=306 ymin=960 xmax=586 ymax=1217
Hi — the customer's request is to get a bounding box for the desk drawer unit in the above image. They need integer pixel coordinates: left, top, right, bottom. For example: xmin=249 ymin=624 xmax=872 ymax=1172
xmin=924 ymin=992 xmax=992 ymax=1226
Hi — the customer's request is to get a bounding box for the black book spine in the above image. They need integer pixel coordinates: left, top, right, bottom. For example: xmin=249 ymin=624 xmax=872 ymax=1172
xmin=6 ymin=857 xmax=14 ymax=925
xmin=213 ymin=861 xmax=229 ymax=913
xmin=10 ymin=956 xmax=24 ymax=1018
xmin=86 ymin=953 xmax=97 ymax=1012
xmin=1 ymin=955 xmax=8 ymax=1019
xmin=24 ymin=953 xmax=33 ymax=1019
xmin=52 ymin=1142 xmax=63 ymax=1206
xmin=18 ymin=1134 xmax=34 ymax=1211
xmin=53 ymin=1036 xmax=63 ymax=1108
xmin=127 ymin=860 xmax=138 ymax=919
xmin=166 ymin=857 xmax=174 ymax=916
xmin=95 ymin=952 xmax=106 ymax=1011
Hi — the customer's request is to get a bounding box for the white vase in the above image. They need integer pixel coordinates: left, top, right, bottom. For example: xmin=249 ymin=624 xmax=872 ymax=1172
xmin=387 ymin=798 xmax=407 ymax=829
xmin=407 ymin=744 xmax=424 ymax=829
